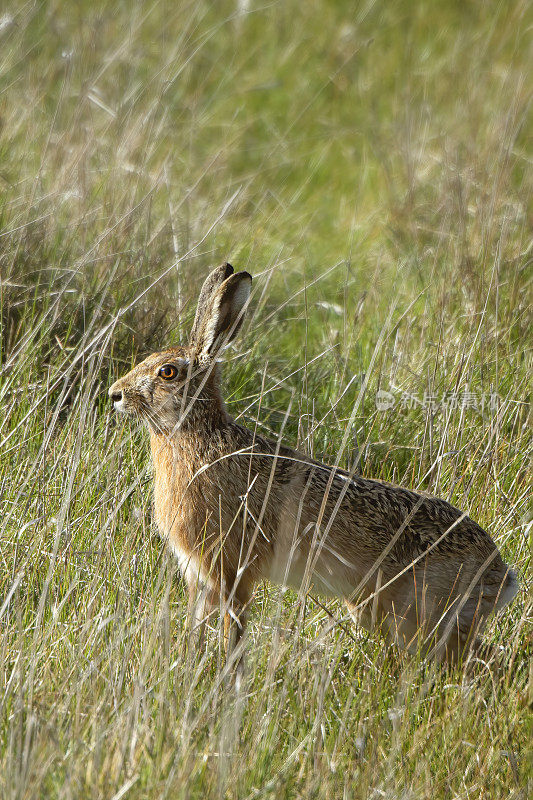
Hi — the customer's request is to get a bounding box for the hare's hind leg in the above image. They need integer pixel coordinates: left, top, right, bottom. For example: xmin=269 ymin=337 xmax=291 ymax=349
xmin=345 ymin=571 xmax=434 ymax=656
xmin=344 ymin=581 xmax=388 ymax=637
xmin=429 ymin=595 xmax=493 ymax=665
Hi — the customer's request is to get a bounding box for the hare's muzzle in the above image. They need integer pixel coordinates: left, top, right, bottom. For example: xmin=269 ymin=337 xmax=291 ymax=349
xmin=109 ymin=383 xmax=125 ymax=411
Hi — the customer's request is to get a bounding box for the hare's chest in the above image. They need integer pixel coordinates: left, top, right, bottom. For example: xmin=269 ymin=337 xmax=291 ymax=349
xmin=151 ymin=459 xmax=210 ymax=586
xmin=152 ymin=463 xmax=195 ymax=538
xmin=150 ymin=437 xmax=198 ymax=544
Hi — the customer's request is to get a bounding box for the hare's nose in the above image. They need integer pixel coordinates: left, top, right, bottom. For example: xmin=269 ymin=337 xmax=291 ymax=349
xmin=109 ymin=389 xmax=123 ymax=403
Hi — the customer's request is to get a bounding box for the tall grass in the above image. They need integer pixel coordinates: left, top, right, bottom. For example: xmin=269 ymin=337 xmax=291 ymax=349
xmin=0 ymin=1 xmax=531 ymax=798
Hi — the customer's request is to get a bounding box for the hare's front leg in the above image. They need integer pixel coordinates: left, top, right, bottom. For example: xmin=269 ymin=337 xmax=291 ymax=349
xmin=223 ymin=602 xmax=249 ymax=692
xmin=223 ymin=603 xmax=249 ymax=658
xmin=221 ymin=579 xmax=253 ymax=690
xmin=186 ymin=580 xmax=217 ymax=650
xmin=186 ymin=575 xmax=250 ymax=661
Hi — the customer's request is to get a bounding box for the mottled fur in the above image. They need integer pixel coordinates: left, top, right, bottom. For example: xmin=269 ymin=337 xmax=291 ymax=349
xmin=109 ymin=264 xmax=518 ymax=663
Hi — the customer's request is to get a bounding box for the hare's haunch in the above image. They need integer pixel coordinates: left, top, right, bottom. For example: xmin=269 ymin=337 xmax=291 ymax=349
xmin=109 ymin=263 xmax=518 ymax=663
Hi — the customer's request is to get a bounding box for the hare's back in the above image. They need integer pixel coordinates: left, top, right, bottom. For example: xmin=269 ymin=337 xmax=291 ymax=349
xmin=294 ymin=464 xmax=510 ymax=588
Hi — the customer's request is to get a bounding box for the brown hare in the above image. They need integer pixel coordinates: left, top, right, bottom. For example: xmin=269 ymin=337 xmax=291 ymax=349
xmin=109 ymin=263 xmax=518 ymax=664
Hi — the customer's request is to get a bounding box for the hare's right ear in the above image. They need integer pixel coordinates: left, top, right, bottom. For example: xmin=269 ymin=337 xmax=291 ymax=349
xmin=190 ymin=264 xmax=252 ymax=359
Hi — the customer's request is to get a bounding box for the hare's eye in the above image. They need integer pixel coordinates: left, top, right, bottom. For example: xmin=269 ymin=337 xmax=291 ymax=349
xmin=159 ymin=364 xmax=178 ymax=380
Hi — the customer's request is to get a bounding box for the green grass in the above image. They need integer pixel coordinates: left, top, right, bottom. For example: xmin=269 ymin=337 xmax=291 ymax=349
xmin=0 ymin=1 xmax=531 ymax=798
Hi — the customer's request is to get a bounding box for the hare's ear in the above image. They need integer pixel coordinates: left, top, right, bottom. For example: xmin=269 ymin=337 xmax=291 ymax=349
xmin=190 ymin=263 xmax=234 ymax=344
xmin=191 ymin=270 xmax=252 ymax=358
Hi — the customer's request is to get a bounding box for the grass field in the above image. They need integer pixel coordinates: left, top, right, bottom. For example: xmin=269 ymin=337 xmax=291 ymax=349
xmin=0 ymin=1 xmax=531 ymax=798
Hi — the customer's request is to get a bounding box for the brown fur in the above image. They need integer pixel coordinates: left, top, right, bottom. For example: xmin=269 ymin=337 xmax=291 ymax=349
xmin=109 ymin=263 xmax=519 ymax=664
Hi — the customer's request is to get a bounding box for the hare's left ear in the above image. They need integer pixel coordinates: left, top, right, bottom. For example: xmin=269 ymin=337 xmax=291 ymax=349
xmin=191 ymin=270 xmax=252 ymax=358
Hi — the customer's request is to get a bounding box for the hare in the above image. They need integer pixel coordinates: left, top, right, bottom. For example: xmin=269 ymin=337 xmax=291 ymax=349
xmin=109 ymin=263 xmax=518 ymax=664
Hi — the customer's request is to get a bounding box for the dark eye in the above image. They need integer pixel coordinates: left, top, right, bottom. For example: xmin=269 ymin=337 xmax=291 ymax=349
xmin=159 ymin=364 xmax=178 ymax=380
